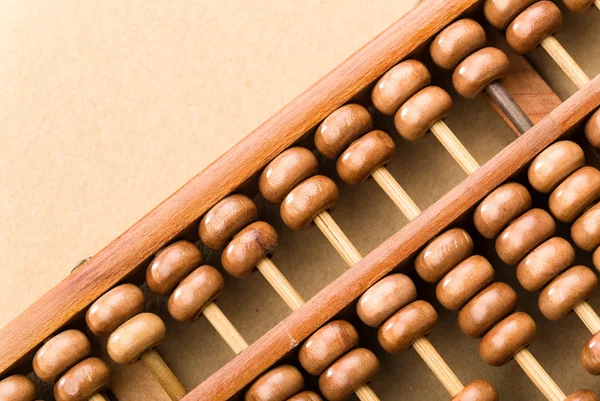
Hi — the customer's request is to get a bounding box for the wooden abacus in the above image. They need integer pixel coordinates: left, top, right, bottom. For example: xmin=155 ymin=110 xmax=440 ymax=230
xmin=1 ymin=0 xmax=600 ymax=400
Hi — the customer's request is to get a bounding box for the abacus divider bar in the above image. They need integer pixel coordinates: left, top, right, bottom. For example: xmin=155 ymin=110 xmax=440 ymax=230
xmin=256 ymin=257 xmax=305 ymax=311
xmin=413 ymin=337 xmax=464 ymax=396
xmin=540 ymin=36 xmax=590 ymax=89
xmin=485 ymin=81 xmax=534 ymax=134
xmin=314 ymin=211 xmax=363 ymax=266
xmin=513 ymin=349 xmax=566 ymax=401
xmin=140 ymin=348 xmax=187 ymax=401
xmin=202 ymin=302 xmax=249 ymax=354
xmin=371 ymin=167 xmax=421 ymax=221
xmin=574 ymin=301 xmax=600 ymax=334
xmin=429 ymin=120 xmax=480 ymax=175
xmin=355 ymin=384 xmax=381 ymax=401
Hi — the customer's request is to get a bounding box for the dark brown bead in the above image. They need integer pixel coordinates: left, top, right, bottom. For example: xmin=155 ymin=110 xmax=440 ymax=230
xmin=528 ymin=141 xmax=584 ymax=193
xmin=415 ymin=228 xmax=474 ymax=284
xmin=336 ymin=130 xmax=395 ymax=185
xmin=168 ymin=265 xmax=225 ymax=322
xmin=146 ymin=240 xmax=202 ymax=296
xmin=550 ymin=166 xmax=600 ymax=223
xmin=452 ymin=47 xmax=509 ymax=99
xmin=54 ymin=358 xmax=111 ymax=401
xmin=516 ymin=237 xmax=575 ymax=292
xmin=372 ymin=60 xmax=431 ymax=115
xmin=280 ymin=175 xmax=339 ymax=230
xmin=318 ymin=348 xmax=379 ymax=401
xmin=581 ymin=331 xmax=600 ymax=375
xmin=315 ymin=104 xmax=372 ymax=159
xmin=451 ymin=379 xmax=499 ymax=401
xmin=474 ymin=182 xmax=532 ymax=239
xmin=0 ymin=375 xmax=37 ymax=401
xmin=483 ymin=0 xmax=537 ymax=29
xmin=479 ymin=312 xmax=537 ymax=366
xmin=357 ymin=274 xmax=417 ymax=327
xmin=245 ymin=365 xmax=304 ymax=401
xmin=539 ymin=265 xmax=598 ymax=320
xmin=378 ymin=300 xmax=438 ymax=353
xmin=506 ymin=1 xmax=562 ymax=54
xmin=199 ymin=194 xmax=257 ymax=249
xmin=33 ymin=330 xmax=91 ymax=383
xmin=86 ymin=283 xmax=145 ymax=337
xmin=394 ymin=86 xmax=452 ymax=141
xmin=430 ymin=19 xmax=487 ymax=70
xmin=222 ymin=221 xmax=278 ymax=278
xmin=437 ymin=255 xmax=494 ymax=311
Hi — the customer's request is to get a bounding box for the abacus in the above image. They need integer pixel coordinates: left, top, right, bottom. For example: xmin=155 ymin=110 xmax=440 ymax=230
xmin=1 ymin=0 xmax=600 ymax=400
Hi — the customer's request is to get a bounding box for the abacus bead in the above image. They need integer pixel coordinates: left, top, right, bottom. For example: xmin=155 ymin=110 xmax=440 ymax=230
xmin=336 ymin=130 xmax=395 ymax=185
xmin=318 ymin=348 xmax=379 ymax=401
xmin=581 ymin=331 xmax=600 ymax=375
xmin=357 ymin=274 xmax=417 ymax=327
xmin=33 ymin=330 xmax=91 ymax=383
xmin=0 ymin=375 xmax=36 ymax=401
xmin=415 ymin=228 xmax=474 ymax=283
xmin=516 ymin=237 xmax=575 ymax=292
xmin=259 ymin=147 xmax=319 ymax=203
xmin=437 ymin=255 xmax=494 ymax=311
xmin=550 ymin=166 xmax=600 ymax=223
xmin=566 ymin=390 xmax=599 ymax=401
xmin=54 ymin=358 xmax=111 ymax=401
xmin=506 ymin=2 xmax=563 ymax=54
xmin=539 ymin=265 xmax=598 ymax=320
xmin=483 ymin=0 xmax=537 ymax=29
xmin=168 ymin=265 xmax=225 ymax=322
xmin=474 ymin=182 xmax=532 ymax=239
xmin=564 ymin=0 xmax=595 ymax=11
xmin=595 ymin=247 xmax=600 ymax=272
xmin=430 ymin=19 xmax=487 ymax=70
xmin=86 ymin=283 xmax=145 ymax=337
xmin=378 ymin=300 xmax=438 ymax=353
xmin=394 ymin=86 xmax=452 ymax=141
xmin=458 ymin=282 xmax=518 ymax=338
xmin=315 ymin=104 xmax=372 ymax=159
xmin=453 ymin=47 xmax=510 ymax=99
xmin=199 ymin=194 xmax=258 ymax=249
xmin=222 ymin=221 xmax=278 ymax=278
xmin=107 ymin=312 xmax=166 ymax=364
xmin=528 ymin=141 xmax=585 ymax=193
xmin=280 ymin=175 xmax=339 ymax=230
xmin=372 ymin=60 xmax=431 ymax=115
xmin=496 ymin=208 xmax=556 ymax=265
xmin=288 ymin=392 xmax=323 ymax=401
xmin=585 ymin=110 xmax=600 ymax=149
xmin=479 ymin=312 xmax=537 ymax=366
xmin=245 ymin=365 xmax=304 ymax=401
xmin=299 ymin=320 xmax=359 ymax=376
xmin=146 ymin=240 xmax=202 ymax=296
xmin=451 ymin=380 xmax=499 ymax=401
xmin=572 ymin=204 xmax=600 ymax=251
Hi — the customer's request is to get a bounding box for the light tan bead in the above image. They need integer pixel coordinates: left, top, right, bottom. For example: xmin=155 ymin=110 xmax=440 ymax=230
xmin=528 ymin=141 xmax=585 ymax=193
xmin=581 ymin=331 xmax=600 ymax=375
xmin=245 ymin=365 xmax=304 ymax=401
xmin=259 ymin=147 xmax=319 ymax=203
xmin=318 ymin=348 xmax=379 ymax=401
xmin=336 ymin=130 xmax=395 ymax=185
xmin=572 ymin=203 xmax=600 ymax=251
xmin=0 ymin=375 xmax=37 ymax=401
xmin=372 ymin=60 xmax=431 ymax=115
xmin=33 ymin=330 xmax=91 ymax=383
xmin=315 ymin=104 xmax=373 ymax=159
xmin=146 ymin=240 xmax=202 ymax=296
xmin=86 ymin=283 xmax=145 ymax=337
xmin=430 ymin=19 xmax=487 ymax=70
xmin=483 ymin=0 xmax=537 ymax=29
xmin=168 ymin=265 xmax=225 ymax=322
xmin=199 ymin=194 xmax=258 ymax=249
xmin=222 ymin=221 xmax=278 ymax=278
xmin=280 ymin=175 xmax=339 ymax=230
xmin=550 ymin=166 xmax=600 ymax=223
xmin=453 ymin=47 xmax=510 ymax=99
xmin=394 ymin=86 xmax=452 ymax=141
xmin=378 ymin=300 xmax=438 ymax=353
xmin=585 ymin=110 xmax=600 ymax=149
xmin=474 ymin=182 xmax=532 ymax=239
xmin=452 ymin=379 xmax=499 ymax=401
xmin=479 ymin=312 xmax=537 ymax=366
xmin=539 ymin=265 xmax=598 ymax=320
xmin=54 ymin=358 xmax=110 ymax=401
xmin=517 ymin=237 xmax=575 ymax=292
xmin=415 ymin=228 xmax=474 ymax=283
xmin=496 ymin=208 xmax=556 ymax=265
xmin=299 ymin=320 xmax=359 ymax=376
xmin=506 ymin=1 xmax=563 ymax=54
xmin=566 ymin=390 xmax=599 ymax=401
xmin=107 ymin=312 xmax=166 ymax=364
xmin=458 ymin=282 xmax=518 ymax=338
xmin=437 ymin=255 xmax=495 ymax=311
xmin=357 ymin=273 xmax=417 ymax=327
xmin=287 ymin=391 xmax=323 ymax=401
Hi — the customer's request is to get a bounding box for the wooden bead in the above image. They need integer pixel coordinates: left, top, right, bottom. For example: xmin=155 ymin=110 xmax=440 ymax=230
xmin=506 ymin=1 xmax=563 ymax=54
xmin=539 ymin=265 xmax=598 ymax=320
xmin=581 ymin=331 xmax=600 ymax=375
xmin=357 ymin=273 xmax=417 ymax=327
xmin=483 ymin=0 xmax=537 ymax=29
xmin=437 ymin=255 xmax=495 ymax=311
xmin=280 ymin=175 xmax=339 ymax=230
xmin=572 ymin=203 xmax=600 ymax=251
xmin=430 ymin=19 xmax=487 ymax=70
xmin=372 ymin=60 xmax=431 ymax=115
xmin=585 ymin=110 xmax=600 ymax=149
xmin=415 ymin=228 xmax=474 ymax=284
xmin=479 ymin=312 xmax=537 ymax=366
xmin=222 ymin=221 xmax=278 ymax=278
xmin=245 ymin=365 xmax=304 ymax=401
xmin=550 ymin=166 xmax=600 ymax=223
xmin=378 ymin=300 xmax=438 ymax=353
xmin=528 ymin=141 xmax=585 ymax=193
xmin=516 ymin=237 xmax=575 ymax=292
xmin=336 ymin=130 xmax=395 ymax=185
xmin=0 ymin=375 xmax=37 ymax=401
xmin=566 ymin=391 xmax=599 ymax=401
xmin=287 ymin=391 xmax=323 ymax=401
xmin=474 ymin=182 xmax=532 ymax=239
xmin=146 ymin=240 xmax=202 ymax=296
xmin=168 ymin=265 xmax=225 ymax=322
xmin=315 ymin=104 xmax=373 ymax=159
xmin=458 ymin=282 xmax=518 ymax=338
xmin=595 ymin=247 xmax=600 ymax=272
xmin=259 ymin=147 xmax=319 ymax=203
xmin=54 ymin=357 xmax=110 ymax=401
xmin=394 ymin=86 xmax=452 ymax=141
xmin=451 ymin=379 xmax=499 ymax=401
xmin=452 ymin=47 xmax=509 ymax=99
xmin=496 ymin=208 xmax=556 ymax=265
xmin=86 ymin=283 xmax=145 ymax=337
xmin=563 ymin=0 xmax=595 ymax=11
xmin=33 ymin=330 xmax=91 ymax=383
xmin=299 ymin=320 xmax=359 ymax=376
xmin=199 ymin=194 xmax=257 ymax=249
xmin=318 ymin=348 xmax=379 ymax=401
xmin=107 ymin=312 xmax=166 ymax=364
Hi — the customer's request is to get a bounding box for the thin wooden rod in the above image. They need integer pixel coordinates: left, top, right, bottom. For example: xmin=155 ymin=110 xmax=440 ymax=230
xmin=371 ymin=167 xmax=421 ymax=221
xmin=541 ymin=35 xmax=590 ymax=89
xmin=514 ymin=349 xmax=566 ymax=401
xmin=355 ymin=384 xmax=381 ymax=401
xmin=202 ymin=302 xmax=248 ymax=354
xmin=413 ymin=337 xmax=464 ymax=396
xmin=89 ymin=394 xmax=110 ymax=401
xmin=140 ymin=349 xmax=187 ymax=401
xmin=256 ymin=257 xmax=305 ymax=311
xmin=314 ymin=212 xmax=363 ymax=265
xmin=485 ymin=81 xmax=534 ymax=134
xmin=430 ymin=120 xmax=480 ymax=175
xmin=574 ymin=301 xmax=600 ymax=334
